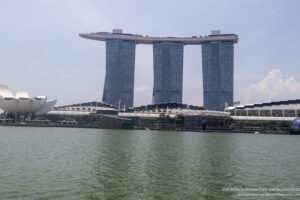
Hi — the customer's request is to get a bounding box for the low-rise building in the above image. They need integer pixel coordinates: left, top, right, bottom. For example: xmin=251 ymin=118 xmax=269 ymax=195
xmin=0 ymin=85 xmax=56 ymax=116
xmin=225 ymin=99 xmax=300 ymax=123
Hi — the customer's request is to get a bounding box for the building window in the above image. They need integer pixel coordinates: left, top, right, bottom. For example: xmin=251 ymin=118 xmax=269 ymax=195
xmin=260 ymin=110 xmax=270 ymax=116
xmin=236 ymin=110 xmax=246 ymax=116
xmin=272 ymin=110 xmax=283 ymax=117
xmin=284 ymin=110 xmax=296 ymax=117
xmin=248 ymin=110 xmax=258 ymax=116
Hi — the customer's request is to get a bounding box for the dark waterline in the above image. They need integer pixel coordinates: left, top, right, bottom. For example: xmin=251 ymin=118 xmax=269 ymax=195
xmin=0 ymin=126 xmax=299 ymax=200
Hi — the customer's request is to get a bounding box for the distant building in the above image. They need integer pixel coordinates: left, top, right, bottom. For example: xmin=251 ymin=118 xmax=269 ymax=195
xmin=0 ymin=85 xmax=56 ymax=115
xmin=102 ymin=39 xmax=135 ymax=108
xmin=50 ymin=101 xmax=118 ymax=116
xmin=153 ymin=42 xmax=184 ymax=103
xmin=80 ymin=29 xmax=238 ymax=110
xmin=125 ymin=102 xmax=203 ymax=112
xmin=225 ymin=99 xmax=300 ymax=118
xmin=119 ymin=102 xmax=228 ymax=119
xmin=202 ymin=31 xmax=234 ymax=111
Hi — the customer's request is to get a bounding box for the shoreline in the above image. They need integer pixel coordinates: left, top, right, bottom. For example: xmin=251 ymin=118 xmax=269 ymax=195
xmin=0 ymin=121 xmax=293 ymax=135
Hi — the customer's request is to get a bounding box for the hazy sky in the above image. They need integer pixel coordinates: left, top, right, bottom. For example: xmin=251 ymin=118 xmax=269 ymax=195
xmin=0 ymin=0 xmax=300 ymax=106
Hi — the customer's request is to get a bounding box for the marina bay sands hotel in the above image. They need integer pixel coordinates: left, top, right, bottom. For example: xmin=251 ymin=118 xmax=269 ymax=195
xmin=79 ymin=29 xmax=238 ymax=111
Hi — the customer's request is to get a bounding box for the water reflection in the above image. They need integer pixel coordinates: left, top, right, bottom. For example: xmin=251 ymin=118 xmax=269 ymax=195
xmin=198 ymin=133 xmax=241 ymax=199
xmin=0 ymin=127 xmax=299 ymax=200
xmin=91 ymin=131 xmax=242 ymax=199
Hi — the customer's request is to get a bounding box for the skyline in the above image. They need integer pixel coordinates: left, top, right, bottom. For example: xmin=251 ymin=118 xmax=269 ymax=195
xmin=1 ymin=0 xmax=300 ymax=107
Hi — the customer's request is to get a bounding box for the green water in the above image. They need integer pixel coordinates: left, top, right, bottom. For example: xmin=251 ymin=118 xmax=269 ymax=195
xmin=0 ymin=126 xmax=299 ymax=200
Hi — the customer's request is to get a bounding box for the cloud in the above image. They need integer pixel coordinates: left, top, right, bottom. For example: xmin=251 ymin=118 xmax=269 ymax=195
xmin=135 ymin=85 xmax=151 ymax=93
xmin=240 ymin=69 xmax=300 ymax=104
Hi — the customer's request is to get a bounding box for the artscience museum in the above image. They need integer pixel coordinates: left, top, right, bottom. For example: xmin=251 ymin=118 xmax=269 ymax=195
xmin=0 ymin=85 xmax=57 ymax=115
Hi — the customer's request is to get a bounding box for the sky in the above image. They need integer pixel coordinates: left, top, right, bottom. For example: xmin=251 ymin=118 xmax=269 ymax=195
xmin=0 ymin=0 xmax=300 ymax=106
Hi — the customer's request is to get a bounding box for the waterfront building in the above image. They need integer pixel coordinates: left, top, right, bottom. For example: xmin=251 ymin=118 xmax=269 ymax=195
xmin=119 ymin=102 xmax=228 ymax=123
xmin=51 ymin=101 xmax=117 ymax=115
xmin=0 ymin=85 xmax=56 ymax=115
xmin=103 ymin=39 xmax=135 ymax=108
xmin=153 ymin=42 xmax=184 ymax=103
xmin=202 ymin=39 xmax=234 ymax=111
xmin=225 ymin=99 xmax=300 ymax=118
xmin=79 ymin=29 xmax=238 ymax=110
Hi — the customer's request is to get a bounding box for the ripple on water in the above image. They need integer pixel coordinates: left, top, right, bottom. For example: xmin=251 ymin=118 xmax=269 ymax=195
xmin=0 ymin=127 xmax=299 ymax=200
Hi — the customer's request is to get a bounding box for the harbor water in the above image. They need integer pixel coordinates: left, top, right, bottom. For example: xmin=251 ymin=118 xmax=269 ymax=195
xmin=0 ymin=126 xmax=299 ymax=199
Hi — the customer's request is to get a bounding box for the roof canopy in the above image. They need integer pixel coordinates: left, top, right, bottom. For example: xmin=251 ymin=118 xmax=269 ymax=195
xmin=0 ymin=85 xmax=14 ymax=98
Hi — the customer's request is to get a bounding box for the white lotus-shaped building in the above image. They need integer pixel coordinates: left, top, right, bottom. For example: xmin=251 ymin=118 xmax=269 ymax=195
xmin=0 ymin=85 xmax=57 ymax=115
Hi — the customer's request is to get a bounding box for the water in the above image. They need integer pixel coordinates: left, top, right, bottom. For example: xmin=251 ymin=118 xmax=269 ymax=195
xmin=0 ymin=126 xmax=299 ymax=200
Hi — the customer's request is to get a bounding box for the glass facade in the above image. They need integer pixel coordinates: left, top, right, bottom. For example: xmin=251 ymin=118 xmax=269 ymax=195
xmin=102 ymin=39 xmax=135 ymax=108
xmin=202 ymin=42 xmax=234 ymax=111
xmin=153 ymin=42 xmax=184 ymax=104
